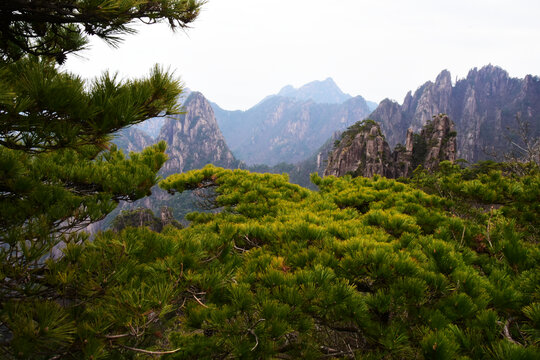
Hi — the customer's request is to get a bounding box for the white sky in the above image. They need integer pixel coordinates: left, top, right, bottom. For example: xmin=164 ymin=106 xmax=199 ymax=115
xmin=63 ymin=0 xmax=540 ymax=110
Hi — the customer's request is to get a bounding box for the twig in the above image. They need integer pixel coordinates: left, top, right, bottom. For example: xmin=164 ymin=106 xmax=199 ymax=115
xmin=486 ymin=207 xmax=494 ymax=248
xmin=248 ymin=328 xmax=259 ymax=351
xmin=460 ymin=226 xmax=466 ymax=247
xmin=243 ymin=235 xmax=260 ymax=248
xmin=201 ymin=245 xmax=225 ymax=263
xmin=347 ymin=343 xmax=356 ymax=359
xmin=119 ymin=344 xmax=182 ymax=355
xmin=249 ymin=319 xmax=266 ymax=351
xmin=193 ymin=294 xmax=209 ymax=308
xmin=233 ymin=243 xmax=248 ymax=253
xmin=499 ymin=318 xmax=520 ymax=345
xmin=104 ymin=333 xmax=129 ymax=339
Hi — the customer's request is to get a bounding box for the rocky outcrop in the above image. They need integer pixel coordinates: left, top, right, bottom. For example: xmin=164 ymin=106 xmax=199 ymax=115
xmin=111 ymin=207 xmax=182 ymax=233
xmin=421 ymin=114 xmax=457 ymax=170
xmin=324 ymin=120 xmax=394 ymax=178
xmin=158 ymin=92 xmax=240 ymax=176
xmin=392 ymin=128 xmax=414 ymax=178
xmin=370 ymin=65 xmax=540 ymax=163
xmin=324 ymin=114 xmax=457 ymax=178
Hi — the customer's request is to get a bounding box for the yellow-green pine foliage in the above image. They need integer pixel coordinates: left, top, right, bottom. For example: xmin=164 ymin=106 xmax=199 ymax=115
xmin=50 ymin=164 xmax=534 ymax=359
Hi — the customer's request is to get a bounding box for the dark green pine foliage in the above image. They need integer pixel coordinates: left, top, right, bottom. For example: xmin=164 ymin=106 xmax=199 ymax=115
xmin=0 ymin=0 xmax=203 ymax=64
xmin=0 ymin=1 xmax=205 ymax=358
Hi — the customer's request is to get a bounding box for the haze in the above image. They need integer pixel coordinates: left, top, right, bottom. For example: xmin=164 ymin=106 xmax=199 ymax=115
xmin=63 ymin=0 xmax=540 ymax=110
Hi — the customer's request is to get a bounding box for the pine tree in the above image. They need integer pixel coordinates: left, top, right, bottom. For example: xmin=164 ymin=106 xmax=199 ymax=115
xmin=0 ymin=1 xmax=204 ymax=358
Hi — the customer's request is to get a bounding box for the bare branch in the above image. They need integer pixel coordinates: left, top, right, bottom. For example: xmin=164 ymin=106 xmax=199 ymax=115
xmin=119 ymin=344 xmax=182 ymax=355
xmin=192 ymin=294 xmax=208 ymax=308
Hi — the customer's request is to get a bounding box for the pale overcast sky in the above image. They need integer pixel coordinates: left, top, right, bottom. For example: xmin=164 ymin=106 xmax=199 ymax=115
xmin=63 ymin=0 xmax=540 ymax=110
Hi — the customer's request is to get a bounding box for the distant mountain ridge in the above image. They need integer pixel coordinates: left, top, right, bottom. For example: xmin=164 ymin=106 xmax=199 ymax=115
xmin=213 ymin=94 xmax=373 ymax=165
xmin=277 ymin=77 xmax=352 ymax=104
xmin=211 ymin=78 xmax=377 ymax=166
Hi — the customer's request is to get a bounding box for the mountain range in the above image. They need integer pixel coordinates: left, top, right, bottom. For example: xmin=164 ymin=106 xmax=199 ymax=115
xmin=212 ymin=94 xmax=373 ymax=165
xmin=212 ymin=78 xmax=377 ymax=165
xmin=108 ymin=66 xmax=540 ymax=224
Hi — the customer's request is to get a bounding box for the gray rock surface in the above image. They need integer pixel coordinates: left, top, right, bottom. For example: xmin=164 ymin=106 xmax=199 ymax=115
xmin=370 ymin=65 xmax=540 ymax=162
xmin=324 ymin=114 xmax=456 ymax=178
xmin=158 ymin=92 xmax=240 ymax=176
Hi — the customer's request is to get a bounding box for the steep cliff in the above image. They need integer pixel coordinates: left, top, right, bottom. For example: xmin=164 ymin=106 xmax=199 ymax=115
xmin=158 ymin=92 xmax=240 ymax=176
xmin=370 ymin=66 xmax=540 ymax=162
xmin=324 ymin=115 xmax=456 ymax=178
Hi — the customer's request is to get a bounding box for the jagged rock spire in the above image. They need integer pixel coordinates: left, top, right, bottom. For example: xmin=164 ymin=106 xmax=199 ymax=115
xmin=324 ymin=114 xmax=457 ymax=178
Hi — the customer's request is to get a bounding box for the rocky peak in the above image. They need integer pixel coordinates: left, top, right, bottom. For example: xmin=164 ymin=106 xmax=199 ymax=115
xmin=467 ymin=64 xmax=508 ymax=82
xmin=324 ymin=120 xmax=394 ymax=178
xmin=157 ymin=91 xmax=239 ymax=176
xmin=435 ymin=69 xmax=452 ymax=87
xmin=421 ymin=114 xmax=457 ymax=170
xmin=276 ymin=77 xmax=352 ymax=104
xmin=324 ymin=115 xmax=457 ymax=179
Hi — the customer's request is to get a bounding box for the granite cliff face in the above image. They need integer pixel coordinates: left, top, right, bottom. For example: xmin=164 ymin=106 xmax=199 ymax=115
xmin=324 ymin=114 xmax=456 ymax=178
xmin=420 ymin=114 xmax=457 ymax=170
xmin=157 ymin=92 xmax=240 ymax=176
xmin=370 ymin=66 xmax=540 ymax=162
xmin=213 ymin=94 xmax=372 ymax=165
xmin=113 ymin=127 xmax=154 ymax=153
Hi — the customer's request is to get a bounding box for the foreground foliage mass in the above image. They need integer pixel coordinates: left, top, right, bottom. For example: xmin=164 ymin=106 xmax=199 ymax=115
xmin=42 ymin=164 xmax=539 ymax=359
xmin=0 ymin=1 xmax=204 ymax=358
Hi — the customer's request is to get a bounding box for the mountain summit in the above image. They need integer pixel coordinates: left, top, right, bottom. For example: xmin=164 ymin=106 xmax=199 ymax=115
xmin=277 ymin=77 xmax=352 ymax=104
